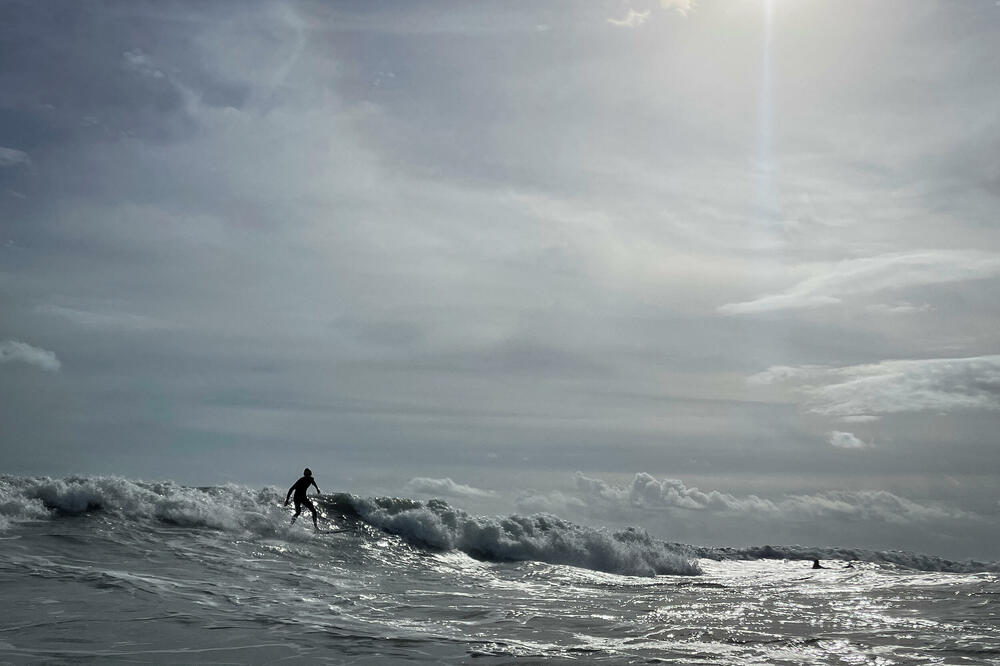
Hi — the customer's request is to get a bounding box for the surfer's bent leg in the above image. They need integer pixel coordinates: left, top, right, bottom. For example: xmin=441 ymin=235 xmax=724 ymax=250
xmin=304 ymin=497 xmax=318 ymax=529
xmin=291 ymin=498 xmax=303 ymax=524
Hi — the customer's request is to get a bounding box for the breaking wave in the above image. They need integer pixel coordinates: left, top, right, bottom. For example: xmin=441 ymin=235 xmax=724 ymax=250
xmin=322 ymin=493 xmax=701 ymax=577
xmin=2 ymin=475 xmax=996 ymax=575
xmin=0 ymin=475 xmax=282 ymax=532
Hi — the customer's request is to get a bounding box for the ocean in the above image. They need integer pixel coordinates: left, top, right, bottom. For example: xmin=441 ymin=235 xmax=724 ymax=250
xmin=1 ymin=475 xmax=998 ymax=664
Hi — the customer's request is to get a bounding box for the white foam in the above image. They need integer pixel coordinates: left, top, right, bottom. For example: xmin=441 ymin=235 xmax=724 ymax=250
xmin=0 ymin=475 xmax=287 ymax=533
xmin=0 ymin=476 xmax=53 ymax=526
xmin=6 ymin=475 xmax=993 ymax=575
xmin=338 ymin=495 xmax=701 ymax=577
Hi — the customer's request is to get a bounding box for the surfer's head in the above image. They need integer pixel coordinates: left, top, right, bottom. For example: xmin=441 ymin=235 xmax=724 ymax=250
xmin=304 ymin=468 xmax=312 ymax=476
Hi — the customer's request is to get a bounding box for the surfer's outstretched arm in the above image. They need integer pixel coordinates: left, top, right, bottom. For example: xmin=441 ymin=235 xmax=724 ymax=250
xmin=311 ymin=479 xmax=320 ymax=495
xmin=284 ymin=486 xmax=294 ymax=506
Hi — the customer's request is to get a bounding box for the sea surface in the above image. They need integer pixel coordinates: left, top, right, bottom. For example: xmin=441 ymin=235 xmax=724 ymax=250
xmin=1 ymin=475 xmax=998 ymax=664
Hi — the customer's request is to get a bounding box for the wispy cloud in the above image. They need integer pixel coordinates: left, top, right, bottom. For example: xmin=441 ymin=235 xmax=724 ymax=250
xmin=403 ymin=477 xmax=496 ymax=499
xmin=0 ymin=147 xmax=30 ymax=168
xmin=122 ymin=49 xmax=166 ymax=80
xmin=35 ymin=304 xmax=170 ymax=332
xmin=865 ymin=302 xmax=931 ymax=315
xmin=0 ymin=340 xmax=60 ymax=372
xmin=749 ymin=355 xmax=1000 ymax=420
xmin=720 ymin=251 xmax=1000 ymax=314
xmin=607 ymin=9 xmax=651 ymax=28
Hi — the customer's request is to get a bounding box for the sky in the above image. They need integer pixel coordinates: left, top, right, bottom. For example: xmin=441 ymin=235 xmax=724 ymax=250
xmin=2 ymin=0 xmax=999 ymax=560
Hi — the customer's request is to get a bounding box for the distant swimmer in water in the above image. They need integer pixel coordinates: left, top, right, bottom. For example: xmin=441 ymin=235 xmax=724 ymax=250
xmin=285 ymin=468 xmax=321 ymax=530
xmin=844 ymin=562 xmax=855 ymax=569
xmin=812 ymin=559 xmax=827 ymax=569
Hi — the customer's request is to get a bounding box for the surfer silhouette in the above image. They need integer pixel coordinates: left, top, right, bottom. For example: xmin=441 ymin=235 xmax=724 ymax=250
xmin=812 ymin=559 xmax=827 ymax=569
xmin=285 ymin=468 xmax=321 ymax=530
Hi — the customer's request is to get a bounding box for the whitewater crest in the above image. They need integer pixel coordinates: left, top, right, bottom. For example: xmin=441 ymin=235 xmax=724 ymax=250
xmin=0 ymin=475 xmax=283 ymax=532
xmin=0 ymin=475 xmax=700 ymax=576
xmin=323 ymin=493 xmax=702 ymax=577
xmin=2 ymin=475 xmax=997 ymax=576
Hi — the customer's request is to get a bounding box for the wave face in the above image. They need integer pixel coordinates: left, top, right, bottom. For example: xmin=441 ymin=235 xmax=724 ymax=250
xmin=323 ymin=494 xmax=701 ymax=577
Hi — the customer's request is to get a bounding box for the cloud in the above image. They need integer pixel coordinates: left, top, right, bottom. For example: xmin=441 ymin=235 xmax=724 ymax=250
xmin=0 ymin=340 xmax=61 ymax=372
xmin=403 ymin=477 xmax=496 ymax=499
xmin=35 ymin=304 xmax=170 ymax=332
xmin=866 ymin=302 xmax=931 ymax=315
xmin=122 ymin=49 xmax=166 ymax=80
xmin=607 ymin=9 xmax=651 ymax=28
xmin=660 ymin=0 xmax=695 ymax=16
xmin=515 ymin=489 xmax=587 ymax=513
xmin=746 ymin=365 xmax=825 ymax=386
xmin=720 ymin=251 xmax=1000 ymax=314
xmin=749 ymin=355 xmax=1000 ymax=420
xmin=525 ymin=472 xmax=969 ymax=525
xmin=827 ymin=430 xmax=870 ymax=449
xmin=0 ymin=147 xmax=30 ymax=168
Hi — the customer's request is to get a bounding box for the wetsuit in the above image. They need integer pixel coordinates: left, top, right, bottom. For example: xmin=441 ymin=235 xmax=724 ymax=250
xmin=286 ymin=475 xmax=320 ymax=526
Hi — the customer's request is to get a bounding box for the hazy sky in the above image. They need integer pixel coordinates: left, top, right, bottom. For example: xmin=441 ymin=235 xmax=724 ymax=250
xmin=2 ymin=0 xmax=999 ymax=559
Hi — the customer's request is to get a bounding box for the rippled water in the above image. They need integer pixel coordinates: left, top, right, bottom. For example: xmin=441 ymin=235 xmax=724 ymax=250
xmin=1 ymin=477 xmax=998 ymax=664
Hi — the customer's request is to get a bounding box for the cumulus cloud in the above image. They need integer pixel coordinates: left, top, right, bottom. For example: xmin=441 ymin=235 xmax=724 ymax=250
xmin=532 ymin=472 xmax=968 ymax=525
xmin=827 ymin=430 xmax=870 ymax=449
xmin=607 ymin=9 xmax=651 ymax=28
xmin=0 ymin=340 xmax=61 ymax=372
xmin=403 ymin=477 xmax=496 ymax=499
xmin=0 ymin=147 xmax=30 ymax=168
xmin=720 ymin=251 xmax=1000 ymax=314
xmin=749 ymin=355 xmax=1000 ymax=420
